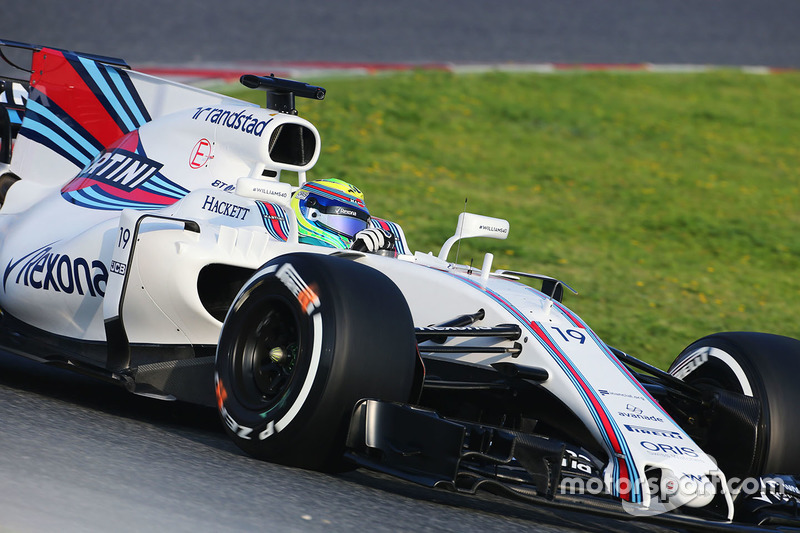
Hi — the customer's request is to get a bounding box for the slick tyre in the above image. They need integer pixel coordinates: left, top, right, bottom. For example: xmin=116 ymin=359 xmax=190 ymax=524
xmin=215 ymin=253 xmax=417 ymax=470
xmin=669 ymin=332 xmax=800 ymax=478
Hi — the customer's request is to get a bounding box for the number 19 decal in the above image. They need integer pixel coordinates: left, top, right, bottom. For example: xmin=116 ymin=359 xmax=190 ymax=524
xmin=118 ymin=227 xmax=131 ymax=249
xmin=551 ymin=326 xmax=586 ymax=344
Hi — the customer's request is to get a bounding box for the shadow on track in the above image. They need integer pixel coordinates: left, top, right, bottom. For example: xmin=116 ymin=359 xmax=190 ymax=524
xmin=340 ymin=468 xmax=682 ymax=533
xmin=0 ymin=349 xmax=230 ymax=447
xmin=0 ymin=349 xmax=682 ymax=532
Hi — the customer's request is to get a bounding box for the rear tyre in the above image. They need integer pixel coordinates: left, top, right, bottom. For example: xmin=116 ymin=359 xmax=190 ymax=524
xmin=215 ymin=253 xmax=417 ymax=470
xmin=669 ymin=332 xmax=800 ymax=478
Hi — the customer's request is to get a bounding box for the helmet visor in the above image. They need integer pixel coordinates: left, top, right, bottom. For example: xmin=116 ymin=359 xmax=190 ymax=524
xmin=314 ymin=205 xmax=369 ymax=238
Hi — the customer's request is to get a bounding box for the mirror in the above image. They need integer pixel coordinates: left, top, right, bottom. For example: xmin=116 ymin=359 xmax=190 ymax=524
xmin=438 ymin=212 xmax=509 ymax=261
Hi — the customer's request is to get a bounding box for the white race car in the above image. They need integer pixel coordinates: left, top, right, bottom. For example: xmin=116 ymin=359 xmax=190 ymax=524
xmin=1 ymin=39 xmax=799 ymax=528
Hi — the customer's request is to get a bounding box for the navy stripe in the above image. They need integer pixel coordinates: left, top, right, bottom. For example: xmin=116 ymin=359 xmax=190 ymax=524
xmin=23 ymin=89 xmax=105 ymax=154
xmin=116 ymin=68 xmax=151 ymax=123
xmin=19 ymin=128 xmax=85 ymax=169
xmin=64 ymin=52 xmax=135 ymax=134
xmin=96 ymin=62 xmax=139 ymax=128
xmin=140 ymin=174 xmax=189 ymax=199
xmin=64 ymin=187 xmax=166 ymax=211
xmin=21 ymin=107 xmax=100 ymax=163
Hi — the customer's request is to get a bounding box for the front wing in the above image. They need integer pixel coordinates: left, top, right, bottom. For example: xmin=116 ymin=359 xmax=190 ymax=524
xmin=346 ymin=399 xmax=800 ymax=531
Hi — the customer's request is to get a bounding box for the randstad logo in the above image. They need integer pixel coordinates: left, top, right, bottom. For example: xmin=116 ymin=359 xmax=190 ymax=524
xmin=191 ymin=107 xmax=272 ymax=137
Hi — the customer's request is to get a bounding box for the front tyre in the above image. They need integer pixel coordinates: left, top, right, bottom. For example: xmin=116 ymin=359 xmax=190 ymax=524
xmin=215 ymin=253 xmax=417 ymax=470
xmin=669 ymin=332 xmax=800 ymax=479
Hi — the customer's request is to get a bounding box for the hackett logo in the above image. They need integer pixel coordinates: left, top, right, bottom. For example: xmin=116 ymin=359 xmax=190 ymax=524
xmin=202 ymin=195 xmax=251 ymax=220
xmin=78 ymin=149 xmax=163 ymax=191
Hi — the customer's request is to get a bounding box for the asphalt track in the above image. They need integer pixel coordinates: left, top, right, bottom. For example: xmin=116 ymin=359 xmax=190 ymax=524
xmin=0 ymin=0 xmax=798 ymax=68
xmin=0 ymin=352 xmax=684 ymax=533
xmin=0 ymin=2 xmax=797 ymax=532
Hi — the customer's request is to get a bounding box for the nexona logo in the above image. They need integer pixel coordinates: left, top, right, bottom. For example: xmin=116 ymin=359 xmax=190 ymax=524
xmin=191 ymin=107 xmax=272 ymax=137
xmin=3 ymin=244 xmax=108 ymax=297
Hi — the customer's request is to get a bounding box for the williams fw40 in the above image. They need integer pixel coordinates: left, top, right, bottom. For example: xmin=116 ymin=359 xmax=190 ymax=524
xmin=1 ymin=39 xmax=799 ymax=529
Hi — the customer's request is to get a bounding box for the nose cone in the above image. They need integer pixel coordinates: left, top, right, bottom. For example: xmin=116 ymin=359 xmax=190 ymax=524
xmin=662 ymin=470 xmax=717 ymax=508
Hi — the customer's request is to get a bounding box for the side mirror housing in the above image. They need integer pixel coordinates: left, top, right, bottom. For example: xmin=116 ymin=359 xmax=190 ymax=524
xmin=438 ymin=212 xmax=509 ymax=261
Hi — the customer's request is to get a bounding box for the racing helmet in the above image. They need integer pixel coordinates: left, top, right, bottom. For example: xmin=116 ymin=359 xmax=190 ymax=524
xmin=291 ymin=178 xmax=370 ymax=248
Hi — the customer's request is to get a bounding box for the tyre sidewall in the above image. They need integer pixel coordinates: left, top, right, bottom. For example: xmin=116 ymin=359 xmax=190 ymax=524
xmin=216 ymin=261 xmax=333 ymax=458
xmin=670 ymin=332 xmax=800 ymax=475
xmin=215 ymin=253 xmax=416 ymax=467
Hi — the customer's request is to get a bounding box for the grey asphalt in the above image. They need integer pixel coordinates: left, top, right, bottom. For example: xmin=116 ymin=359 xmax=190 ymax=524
xmin=0 ymin=0 xmax=798 ymax=67
xmin=0 ymin=352 xmax=672 ymax=533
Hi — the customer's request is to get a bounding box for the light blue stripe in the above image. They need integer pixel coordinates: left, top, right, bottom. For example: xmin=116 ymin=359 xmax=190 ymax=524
xmin=524 ymin=320 xmax=624 ymax=494
xmin=76 ymin=188 xmax=132 ymax=209
xmin=26 ymin=99 xmax=98 ymax=157
xmin=369 ymin=218 xmax=405 ymax=253
xmin=265 ymin=226 xmax=281 ymax=241
xmin=80 ymin=187 xmax=154 ymax=210
xmin=79 ymin=57 xmax=135 ymax=132
xmin=275 ymin=209 xmax=290 ymax=240
xmin=530 ymin=320 xmax=640 ymax=501
xmin=22 ymin=119 xmax=91 ymax=166
xmin=140 ymin=181 xmax=182 ymax=199
xmin=63 ymin=191 xmax=116 ymax=210
xmin=279 ymin=215 xmax=290 ymax=239
xmin=107 ymin=67 xmax=147 ymax=126
xmin=147 ymin=175 xmax=189 ymax=197
xmin=259 ymin=203 xmax=290 ymax=242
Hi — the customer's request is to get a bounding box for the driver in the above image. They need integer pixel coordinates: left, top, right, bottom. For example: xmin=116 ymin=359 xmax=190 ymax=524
xmin=290 ymin=178 xmax=396 ymax=254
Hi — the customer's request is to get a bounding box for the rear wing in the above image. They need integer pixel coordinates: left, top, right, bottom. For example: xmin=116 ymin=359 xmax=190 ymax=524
xmin=0 ymin=38 xmax=129 ymax=175
xmin=0 ymin=39 xmax=249 ymax=192
xmin=0 ymin=38 xmax=128 ymax=70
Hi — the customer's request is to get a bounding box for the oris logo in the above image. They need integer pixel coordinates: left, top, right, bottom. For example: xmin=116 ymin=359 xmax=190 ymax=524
xmin=640 ymin=441 xmax=699 ymax=458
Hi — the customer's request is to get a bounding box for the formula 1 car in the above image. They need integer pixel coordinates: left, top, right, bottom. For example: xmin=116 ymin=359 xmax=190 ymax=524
xmin=1 ymin=39 xmax=799 ymax=529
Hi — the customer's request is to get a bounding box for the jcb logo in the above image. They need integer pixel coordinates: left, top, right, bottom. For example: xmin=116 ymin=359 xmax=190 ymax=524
xmin=109 ymin=260 xmax=126 ymax=275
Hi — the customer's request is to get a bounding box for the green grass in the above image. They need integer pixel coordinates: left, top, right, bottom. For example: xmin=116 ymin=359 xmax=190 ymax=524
xmin=224 ymin=70 xmax=800 ymax=368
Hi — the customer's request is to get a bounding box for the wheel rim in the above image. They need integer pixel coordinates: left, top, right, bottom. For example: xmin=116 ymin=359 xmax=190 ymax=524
xmin=233 ymin=297 xmax=301 ymax=412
